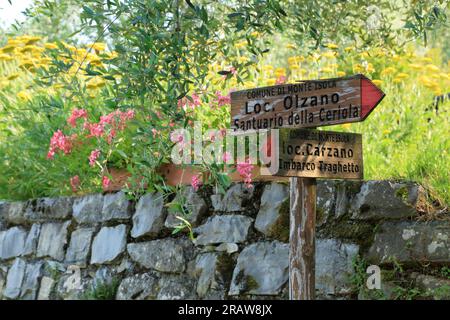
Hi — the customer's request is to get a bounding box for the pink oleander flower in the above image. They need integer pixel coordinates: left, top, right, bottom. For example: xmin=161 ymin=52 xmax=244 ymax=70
xmin=107 ymin=128 xmax=117 ymax=144
xmin=178 ymin=93 xmax=202 ymax=110
xmin=89 ymin=149 xmax=100 ymax=167
xmin=47 ymin=149 xmax=55 ymax=160
xmin=151 ymin=128 xmax=160 ymax=136
xmin=67 ymin=108 xmax=87 ymax=128
xmin=209 ymin=131 xmax=216 ymax=142
xmin=70 ymin=175 xmax=80 ymax=192
xmin=230 ymin=67 xmax=237 ymax=75
xmin=191 ymin=174 xmax=202 ymax=191
xmin=47 ymin=129 xmax=72 ymax=159
xmin=237 ymin=160 xmax=254 ymax=188
xmin=99 ymin=109 xmax=135 ymax=132
xmin=219 ymin=128 xmax=227 ymax=138
xmin=276 ymin=75 xmax=287 ymax=84
xmin=223 ymin=152 xmax=232 ymax=164
xmin=170 ymin=131 xmax=185 ymax=146
xmin=216 ymin=91 xmax=231 ymax=107
xmin=102 ymin=175 xmax=111 ymax=189
xmin=86 ymin=123 xmax=105 ymax=137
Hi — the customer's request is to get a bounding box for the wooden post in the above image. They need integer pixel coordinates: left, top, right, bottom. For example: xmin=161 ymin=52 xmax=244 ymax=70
xmin=289 ymin=176 xmax=317 ymax=300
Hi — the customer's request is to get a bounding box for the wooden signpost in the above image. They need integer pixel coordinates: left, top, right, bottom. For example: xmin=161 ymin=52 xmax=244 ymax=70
xmin=230 ymin=74 xmax=385 ymax=300
xmin=276 ymin=128 xmax=363 ymax=179
xmin=230 ymin=74 xmax=384 ymax=131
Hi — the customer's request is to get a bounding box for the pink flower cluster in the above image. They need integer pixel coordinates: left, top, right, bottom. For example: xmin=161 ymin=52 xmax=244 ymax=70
xmin=236 ymin=160 xmax=254 ymax=188
xmin=178 ymin=93 xmax=201 ymax=110
xmin=89 ymin=149 xmax=101 ymax=167
xmin=170 ymin=131 xmax=186 ymax=147
xmin=216 ymin=91 xmax=231 ymax=107
xmin=102 ymin=175 xmax=111 ymax=189
xmin=67 ymin=108 xmax=87 ymax=128
xmin=70 ymin=175 xmax=80 ymax=192
xmin=276 ymin=75 xmax=287 ymax=84
xmin=47 ymin=108 xmax=135 ymax=193
xmin=191 ymin=174 xmax=203 ymax=191
xmin=47 ymin=130 xmax=73 ymax=159
xmin=86 ymin=109 xmax=135 ymax=143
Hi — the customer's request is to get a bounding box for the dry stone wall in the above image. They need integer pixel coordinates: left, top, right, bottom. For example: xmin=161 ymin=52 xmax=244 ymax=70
xmin=0 ymin=180 xmax=448 ymax=300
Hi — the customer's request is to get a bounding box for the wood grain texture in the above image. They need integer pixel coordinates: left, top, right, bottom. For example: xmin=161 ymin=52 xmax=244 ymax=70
xmin=289 ymin=177 xmax=316 ymax=300
xmin=276 ymin=128 xmax=363 ymax=179
xmin=231 ymin=75 xmax=363 ymax=131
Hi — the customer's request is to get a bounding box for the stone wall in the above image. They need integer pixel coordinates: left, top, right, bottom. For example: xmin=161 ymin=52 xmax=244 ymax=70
xmin=0 ymin=180 xmax=449 ymax=300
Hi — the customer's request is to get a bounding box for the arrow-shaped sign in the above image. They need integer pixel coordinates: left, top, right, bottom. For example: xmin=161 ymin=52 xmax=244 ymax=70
xmin=230 ymin=74 xmax=385 ymax=131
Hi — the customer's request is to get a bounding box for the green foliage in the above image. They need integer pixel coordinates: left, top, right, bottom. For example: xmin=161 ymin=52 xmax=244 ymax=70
xmin=392 ymin=285 xmax=423 ymax=300
xmin=82 ymin=278 xmax=120 ymax=300
xmin=0 ymin=1 xmax=448 ymax=202
xmin=440 ymin=266 xmax=450 ymax=279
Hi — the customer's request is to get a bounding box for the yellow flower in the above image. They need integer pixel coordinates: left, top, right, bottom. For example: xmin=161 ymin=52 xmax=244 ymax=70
xmin=418 ymin=75 xmax=438 ymax=89
xmin=53 ymin=83 xmax=64 ymax=90
xmin=372 ymin=79 xmax=382 ymax=86
xmin=106 ymin=51 xmax=118 ymax=59
xmin=45 ymin=43 xmax=58 ymax=50
xmin=6 ymin=39 xmax=21 ymax=46
xmin=266 ymin=78 xmax=276 ymax=86
xmin=262 ymin=65 xmax=274 ymax=71
xmin=393 ymin=78 xmax=402 ymax=83
xmin=353 ymin=64 xmax=364 ymax=73
xmin=396 ymin=73 xmax=409 ymax=79
xmin=344 ymin=46 xmax=353 ymax=52
xmin=381 ymin=67 xmax=396 ymax=76
xmin=419 ymin=57 xmax=433 ymax=63
xmin=235 ymin=40 xmax=246 ymax=49
xmin=287 ymin=56 xmax=298 ymax=65
xmin=322 ymin=51 xmax=337 ymax=59
xmin=425 ymin=64 xmax=439 ymax=72
xmin=86 ymin=76 xmax=106 ymax=89
xmin=89 ymin=42 xmax=106 ymax=52
xmin=17 ymin=91 xmax=31 ymax=101
xmin=286 ymin=43 xmax=296 ymax=49
xmin=89 ymin=56 xmax=104 ymax=67
xmin=320 ymin=67 xmax=333 ymax=73
xmin=0 ymin=53 xmax=13 ymax=61
xmin=40 ymin=57 xmax=52 ymax=64
xmin=337 ymin=71 xmax=346 ymax=77
xmin=408 ymin=63 xmax=422 ymax=70
xmin=19 ymin=59 xmax=36 ymax=70
xmin=25 ymin=36 xmax=42 ymax=45
xmin=325 ymin=43 xmax=338 ymax=49
xmin=7 ymin=73 xmax=20 ymax=80
xmin=23 ymin=36 xmax=41 ymax=45
xmin=430 ymin=74 xmax=441 ymax=80
xmin=360 ymin=51 xmax=369 ymax=58
xmin=250 ymin=31 xmax=259 ymax=37
xmin=244 ymin=81 xmax=255 ymax=88
xmin=237 ymin=56 xmax=249 ymax=63
xmin=290 ymin=64 xmax=300 ymax=70
xmin=21 ymin=45 xmax=44 ymax=54
xmin=433 ymin=88 xmax=442 ymax=95
xmin=1 ymin=45 xmax=16 ymax=53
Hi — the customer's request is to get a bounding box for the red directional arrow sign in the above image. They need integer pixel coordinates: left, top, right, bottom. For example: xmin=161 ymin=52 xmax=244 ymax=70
xmin=230 ymin=74 xmax=385 ymax=131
